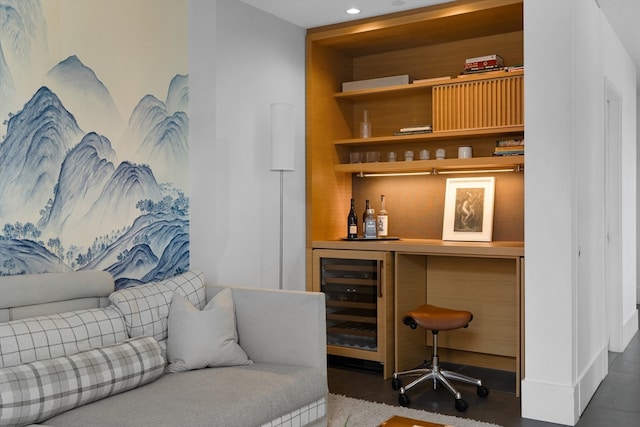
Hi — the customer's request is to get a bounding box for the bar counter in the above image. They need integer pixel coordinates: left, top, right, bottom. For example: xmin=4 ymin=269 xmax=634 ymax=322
xmin=312 ymin=238 xmax=524 ymax=258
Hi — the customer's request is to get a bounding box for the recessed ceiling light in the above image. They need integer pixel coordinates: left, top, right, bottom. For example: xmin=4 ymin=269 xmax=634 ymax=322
xmin=346 ymin=8 xmax=361 ymax=15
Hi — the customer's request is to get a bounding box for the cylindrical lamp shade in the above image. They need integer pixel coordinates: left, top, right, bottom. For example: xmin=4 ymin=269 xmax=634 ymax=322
xmin=270 ymin=103 xmax=296 ymax=171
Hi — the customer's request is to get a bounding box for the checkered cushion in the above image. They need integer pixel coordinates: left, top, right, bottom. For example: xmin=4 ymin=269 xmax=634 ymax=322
xmin=109 ymin=283 xmax=173 ymax=343
xmin=0 ymin=336 xmax=164 ymax=427
xmin=109 ymin=270 xmax=206 ymax=344
xmin=158 ymin=270 xmax=206 ymax=310
xmin=0 ymin=307 xmax=127 ymax=369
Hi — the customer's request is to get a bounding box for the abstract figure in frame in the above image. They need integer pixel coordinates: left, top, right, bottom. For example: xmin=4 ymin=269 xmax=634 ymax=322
xmin=454 ymin=188 xmax=484 ymax=233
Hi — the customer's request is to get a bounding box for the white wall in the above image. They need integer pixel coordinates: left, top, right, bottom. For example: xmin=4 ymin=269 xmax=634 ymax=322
xmin=523 ymin=1 xmax=578 ymax=423
xmin=574 ymin=1 xmax=608 ymax=418
xmin=189 ymin=0 xmax=307 ymax=290
xmin=601 ymin=1 xmax=639 ymax=353
xmin=189 ymin=0 xmax=217 ymax=284
xmin=523 ymin=0 xmax=637 ymax=425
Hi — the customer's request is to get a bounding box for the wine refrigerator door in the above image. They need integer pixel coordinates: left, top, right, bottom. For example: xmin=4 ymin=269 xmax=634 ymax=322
xmin=312 ymin=249 xmax=394 ymax=377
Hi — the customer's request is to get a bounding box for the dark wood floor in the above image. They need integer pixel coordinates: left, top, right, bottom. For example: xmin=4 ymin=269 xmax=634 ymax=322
xmin=328 ymin=325 xmax=640 ymax=427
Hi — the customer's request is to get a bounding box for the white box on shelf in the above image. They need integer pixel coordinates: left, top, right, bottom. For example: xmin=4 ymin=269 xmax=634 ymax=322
xmin=342 ymin=74 xmax=411 ymax=92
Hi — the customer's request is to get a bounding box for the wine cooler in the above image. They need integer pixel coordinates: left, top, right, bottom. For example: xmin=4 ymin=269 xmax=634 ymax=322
xmin=312 ymin=249 xmax=394 ymax=378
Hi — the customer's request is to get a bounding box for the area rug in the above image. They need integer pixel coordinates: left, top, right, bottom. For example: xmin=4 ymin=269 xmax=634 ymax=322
xmin=327 ymin=394 xmax=503 ymax=427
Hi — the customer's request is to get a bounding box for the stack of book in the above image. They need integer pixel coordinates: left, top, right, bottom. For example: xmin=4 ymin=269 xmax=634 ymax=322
xmin=393 ymin=125 xmax=432 ymax=136
xmin=462 ymin=54 xmax=504 ymax=74
xmin=493 ymin=139 xmax=524 ymax=156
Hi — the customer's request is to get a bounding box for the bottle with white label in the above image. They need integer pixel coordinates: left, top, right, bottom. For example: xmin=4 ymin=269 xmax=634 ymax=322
xmin=363 ymin=207 xmax=377 ymax=239
xmin=362 ymin=199 xmax=370 ymax=238
xmin=377 ymin=195 xmax=388 ymax=237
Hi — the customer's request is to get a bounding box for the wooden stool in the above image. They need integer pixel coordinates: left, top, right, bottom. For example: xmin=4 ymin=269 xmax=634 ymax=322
xmin=391 ymin=304 xmax=489 ymax=412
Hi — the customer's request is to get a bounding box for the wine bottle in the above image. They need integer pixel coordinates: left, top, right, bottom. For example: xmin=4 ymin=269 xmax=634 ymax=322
xmin=362 ymin=200 xmax=370 ymax=238
xmin=377 ymin=195 xmax=388 ymax=237
xmin=347 ymin=198 xmax=358 ymax=239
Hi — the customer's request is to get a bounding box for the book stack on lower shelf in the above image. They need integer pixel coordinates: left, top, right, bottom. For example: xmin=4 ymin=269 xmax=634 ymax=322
xmin=493 ymin=138 xmax=524 ymax=156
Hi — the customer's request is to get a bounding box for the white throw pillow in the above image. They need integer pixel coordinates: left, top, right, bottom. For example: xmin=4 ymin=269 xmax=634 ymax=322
xmin=166 ymin=289 xmax=252 ymax=372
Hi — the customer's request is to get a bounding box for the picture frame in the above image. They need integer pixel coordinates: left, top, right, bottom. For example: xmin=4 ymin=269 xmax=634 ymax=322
xmin=442 ymin=176 xmax=495 ymax=242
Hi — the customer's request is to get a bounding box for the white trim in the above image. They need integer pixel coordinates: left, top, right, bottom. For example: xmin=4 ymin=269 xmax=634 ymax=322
xmin=521 ymin=379 xmax=579 ymax=426
xmin=577 ymin=344 xmax=608 ymax=415
xmin=622 ymin=309 xmax=639 ymax=349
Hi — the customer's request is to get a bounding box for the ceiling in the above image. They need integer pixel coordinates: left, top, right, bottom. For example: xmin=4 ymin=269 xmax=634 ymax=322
xmin=240 ymin=0 xmax=640 ymax=91
xmin=598 ymin=0 xmax=640 ymax=90
xmin=238 ymin=0 xmax=456 ymax=28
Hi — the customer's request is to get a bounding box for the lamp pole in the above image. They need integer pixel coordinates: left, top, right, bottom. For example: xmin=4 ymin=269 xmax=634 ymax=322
xmin=278 ymin=170 xmax=284 ymax=289
xmin=270 ymin=103 xmax=295 ymax=290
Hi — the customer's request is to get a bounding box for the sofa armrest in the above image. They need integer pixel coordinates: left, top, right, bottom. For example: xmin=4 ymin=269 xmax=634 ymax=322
xmin=205 ymin=285 xmax=326 ymax=372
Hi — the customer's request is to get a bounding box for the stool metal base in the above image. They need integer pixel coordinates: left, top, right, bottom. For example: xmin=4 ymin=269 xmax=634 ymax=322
xmin=391 ymin=333 xmax=488 ymax=411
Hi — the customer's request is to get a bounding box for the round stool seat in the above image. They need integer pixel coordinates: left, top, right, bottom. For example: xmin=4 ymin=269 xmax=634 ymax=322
xmin=406 ymin=304 xmax=473 ymax=331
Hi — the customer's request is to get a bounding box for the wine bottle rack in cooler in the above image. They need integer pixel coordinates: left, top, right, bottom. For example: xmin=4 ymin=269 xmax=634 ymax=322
xmin=312 ymin=249 xmax=394 ymax=378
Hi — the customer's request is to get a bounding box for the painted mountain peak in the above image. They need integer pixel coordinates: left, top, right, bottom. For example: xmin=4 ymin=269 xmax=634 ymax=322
xmin=166 ymin=74 xmax=188 ymax=115
xmin=38 ymin=132 xmax=117 ymax=238
xmin=118 ymin=94 xmax=167 ymax=160
xmin=134 ymin=111 xmax=189 ymax=189
xmin=0 ymin=86 xmax=84 ymax=224
xmin=118 ymin=76 xmax=189 ymax=188
xmin=44 ymin=55 xmax=124 ymax=141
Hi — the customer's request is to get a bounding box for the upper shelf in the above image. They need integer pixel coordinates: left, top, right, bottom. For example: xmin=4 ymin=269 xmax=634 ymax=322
xmin=335 ymin=155 xmax=524 ymax=174
xmin=334 ymin=125 xmax=524 ymax=146
xmin=335 ymin=69 xmax=524 ymax=101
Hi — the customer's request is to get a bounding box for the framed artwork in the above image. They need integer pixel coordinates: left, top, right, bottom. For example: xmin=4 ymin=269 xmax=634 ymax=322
xmin=442 ymin=177 xmax=495 ymax=242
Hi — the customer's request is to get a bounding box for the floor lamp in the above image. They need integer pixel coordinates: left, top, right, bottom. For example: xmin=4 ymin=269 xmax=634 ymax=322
xmin=271 ymin=103 xmax=295 ymax=290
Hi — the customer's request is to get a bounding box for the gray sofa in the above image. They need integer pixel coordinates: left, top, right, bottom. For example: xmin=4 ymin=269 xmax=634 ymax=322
xmin=0 ymin=270 xmax=328 ymax=427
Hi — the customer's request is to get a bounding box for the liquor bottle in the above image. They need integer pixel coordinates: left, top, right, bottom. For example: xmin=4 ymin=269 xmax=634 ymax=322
xmin=377 ymin=195 xmax=388 ymax=237
xmin=362 ymin=199 xmax=370 ymax=237
xmin=347 ymin=198 xmax=358 ymax=239
xmin=363 ymin=206 xmax=377 ymax=239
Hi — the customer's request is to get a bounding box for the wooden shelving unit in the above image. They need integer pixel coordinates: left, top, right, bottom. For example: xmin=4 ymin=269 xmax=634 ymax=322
xmin=306 ymin=0 xmax=524 ymax=245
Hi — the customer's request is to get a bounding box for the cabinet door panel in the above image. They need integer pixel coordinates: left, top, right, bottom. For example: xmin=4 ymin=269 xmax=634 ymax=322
xmin=312 ymin=249 xmax=394 ymax=378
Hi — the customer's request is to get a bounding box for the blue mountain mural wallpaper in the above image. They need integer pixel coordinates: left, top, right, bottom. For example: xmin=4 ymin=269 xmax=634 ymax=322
xmin=0 ymin=0 xmax=189 ymax=288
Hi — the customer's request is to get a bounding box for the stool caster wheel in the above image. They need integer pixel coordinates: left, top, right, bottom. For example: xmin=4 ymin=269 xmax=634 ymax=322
xmin=399 ymin=393 xmax=411 ymax=407
xmin=455 ymin=399 xmax=468 ymax=412
xmin=477 ymin=385 xmax=489 ymax=398
xmin=391 ymin=377 xmax=402 ymax=390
